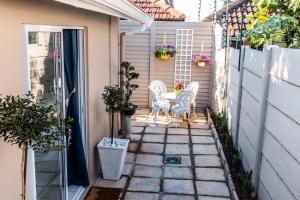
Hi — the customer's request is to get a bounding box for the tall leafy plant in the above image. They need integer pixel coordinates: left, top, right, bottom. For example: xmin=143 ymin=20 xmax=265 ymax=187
xmin=102 ymin=86 xmax=123 ymax=144
xmin=244 ymin=0 xmax=300 ymax=48
xmin=120 ymin=62 xmax=139 ymax=109
xmin=0 ymin=94 xmax=70 ymax=200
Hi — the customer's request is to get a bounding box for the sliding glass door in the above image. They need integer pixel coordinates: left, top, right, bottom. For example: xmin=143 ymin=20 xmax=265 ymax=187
xmin=24 ymin=25 xmax=87 ymax=200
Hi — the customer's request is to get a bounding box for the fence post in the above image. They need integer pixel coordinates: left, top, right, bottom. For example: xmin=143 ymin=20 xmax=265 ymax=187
xmin=253 ymin=45 xmax=278 ymax=192
xmin=233 ymin=46 xmax=247 ymax=148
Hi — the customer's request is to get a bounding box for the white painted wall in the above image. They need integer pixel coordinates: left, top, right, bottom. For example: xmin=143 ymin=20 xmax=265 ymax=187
xmin=211 ymin=46 xmax=300 ymax=200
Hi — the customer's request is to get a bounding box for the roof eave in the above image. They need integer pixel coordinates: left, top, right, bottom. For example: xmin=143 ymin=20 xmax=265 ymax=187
xmin=53 ymin=0 xmax=153 ymax=26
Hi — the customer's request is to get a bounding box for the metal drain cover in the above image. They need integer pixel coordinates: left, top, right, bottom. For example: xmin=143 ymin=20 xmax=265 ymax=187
xmin=164 ymin=155 xmax=181 ymax=164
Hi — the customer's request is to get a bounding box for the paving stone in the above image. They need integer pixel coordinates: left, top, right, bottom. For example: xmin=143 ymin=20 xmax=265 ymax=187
xmin=133 ymin=165 xmax=162 ymax=178
xmin=131 ymin=134 xmax=142 ymax=142
xmin=126 ymin=153 xmax=135 ymax=164
xmin=162 ymin=194 xmax=195 ymax=200
xmin=132 ymin=121 xmax=147 ymax=127
xmin=123 ymin=164 xmax=133 ymax=176
xmin=128 ymin=142 xmax=139 ymax=153
xmin=145 ymin=127 xmax=166 ymax=134
xmin=128 ymin=177 xmax=160 ymax=192
xmin=136 ymin=154 xmax=163 ymax=166
xmin=193 ymin=144 xmax=218 ymax=155
xmin=198 ymin=196 xmax=230 ymax=200
xmin=163 ymin=179 xmax=194 ymax=195
xmin=196 ymin=181 xmax=230 ymax=197
xmin=166 ymin=144 xmax=189 ymax=155
xmin=95 ymin=176 xmax=127 ymax=189
xmin=141 ymin=143 xmax=164 ymax=154
xmin=164 ymin=166 xmax=193 ymax=179
xmin=131 ymin=126 xmax=144 ymax=133
xmin=165 ymin=155 xmax=191 ymax=167
xmin=192 ymin=136 xmax=215 ymax=144
xmin=124 ymin=192 xmax=159 ymax=200
xmin=143 ymin=134 xmax=165 ymax=143
xmin=194 ymin=155 xmax=222 ymax=167
xmin=195 ymin=168 xmax=225 ymax=181
xmin=168 ymin=128 xmax=188 ymax=135
xmin=190 ymin=122 xmax=210 ymax=129
xmin=167 ymin=135 xmax=189 ymax=143
xmin=190 ymin=129 xmax=212 ymax=136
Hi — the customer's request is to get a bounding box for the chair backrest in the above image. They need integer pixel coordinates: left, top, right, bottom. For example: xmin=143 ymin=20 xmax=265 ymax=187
xmin=185 ymin=81 xmax=199 ymax=101
xmin=175 ymin=90 xmax=194 ymax=107
xmin=148 ymin=86 xmax=158 ymax=102
xmin=149 ymin=80 xmax=167 ymax=97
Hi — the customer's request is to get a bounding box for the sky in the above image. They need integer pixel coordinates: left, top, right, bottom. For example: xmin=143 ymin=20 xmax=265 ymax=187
xmin=173 ymin=0 xmax=225 ymax=22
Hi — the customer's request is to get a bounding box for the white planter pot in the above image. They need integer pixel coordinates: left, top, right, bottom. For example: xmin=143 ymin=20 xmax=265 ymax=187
xmin=97 ymin=137 xmax=129 ymax=180
xmin=197 ymin=62 xmax=206 ymax=67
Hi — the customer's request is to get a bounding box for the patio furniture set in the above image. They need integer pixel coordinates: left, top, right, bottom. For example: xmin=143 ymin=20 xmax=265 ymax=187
xmin=148 ymin=80 xmax=199 ymax=127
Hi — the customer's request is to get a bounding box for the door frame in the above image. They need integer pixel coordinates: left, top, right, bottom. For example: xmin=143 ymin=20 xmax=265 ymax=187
xmin=22 ymin=24 xmax=88 ymax=200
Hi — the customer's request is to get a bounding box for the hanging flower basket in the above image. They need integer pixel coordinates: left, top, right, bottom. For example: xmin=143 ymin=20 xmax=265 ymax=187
xmin=155 ymin=45 xmax=176 ymax=60
xmin=192 ymin=53 xmax=212 ymax=67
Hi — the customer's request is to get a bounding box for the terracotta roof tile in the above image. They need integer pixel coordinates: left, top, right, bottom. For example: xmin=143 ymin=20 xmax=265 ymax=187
xmin=129 ymin=0 xmax=185 ymax=21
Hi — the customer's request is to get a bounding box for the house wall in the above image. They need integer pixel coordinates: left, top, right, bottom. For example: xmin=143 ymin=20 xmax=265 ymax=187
xmin=211 ymin=46 xmax=300 ymax=200
xmin=120 ymin=21 xmax=213 ymax=111
xmin=0 ymin=0 xmax=119 ymax=199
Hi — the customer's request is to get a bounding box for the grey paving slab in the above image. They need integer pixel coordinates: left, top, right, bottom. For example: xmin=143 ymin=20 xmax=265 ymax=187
xmin=194 ymin=155 xmax=222 ymax=167
xmin=192 ymin=136 xmax=215 ymax=144
xmin=145 ymin=127 xmax=166 ymax=134
xmin=164 ymin=166 xmax=193 ymax=179
xmin=193 ymin=144 xmax=218 ymax=155
xmin=163 ymin=179 xmax=194 ymax=195
xmin=168 ymin=128 xmax=189 ymax=135
xmin=128 ymin=177 xmax=160 ymax=192
xmin=131 ymin=126 xmax=144 ymax=134
xmin=143 ymin=134 xmax=165 ymax=143
xmin=190 ymin=122 xmax=210 ymax=129
xmin=162 ymin=194 xmax=195 ymax=200
xmin=195 ymin=168 xmax=226 ymax=181
xmin=133 ymin=165 xmax=162 ymax=178
xmin=141 ymin=143 xmax=164 ymax=154
xmin=125 ymin=152 xmax=135 ymax=164
xmin=124 ymin=192 xmax=159 ymax=200
xmin=131 ymin=134 xmax=142 ymax=142
xmin=136 ymin=154 xmax=163 ymax=166
xmin=165 ymin=144 xmax=190 ymax=154
xmin=198 ymin=196 xmax=230 ymax=200
xmin=167 ymin=135 xmax=189 ymax=143
xmin=123 ymin=164 xmax=133 ymax=176
xmin=190 ymin=129 xmax=212 ymax=136
xmin=128 ymin=142 xmax=139 ymax=153
xmin=196 ymin=181 xmax=230 ymax=197
xmin=132 ymin=121 xmax=147 ymax=127
xmin=165 ymin=155 xmax=191 ymax=167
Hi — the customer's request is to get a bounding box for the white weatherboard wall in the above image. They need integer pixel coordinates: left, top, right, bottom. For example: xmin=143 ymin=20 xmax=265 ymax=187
xmin=120 ymin=21 xmax=213 ymax=110
xmin=211 ymin=46 xmax=300 ymax=200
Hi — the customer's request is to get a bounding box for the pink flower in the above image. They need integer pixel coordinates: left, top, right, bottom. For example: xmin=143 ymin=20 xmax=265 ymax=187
xmin=174 ymin=82 xmax=184 ymax=90
xmin=192 ymin=53 xmax=212 ymax=65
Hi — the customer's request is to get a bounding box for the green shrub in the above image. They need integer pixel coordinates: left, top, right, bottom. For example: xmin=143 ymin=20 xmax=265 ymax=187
xmin=242 ymin=171 xmax=254 ymax=199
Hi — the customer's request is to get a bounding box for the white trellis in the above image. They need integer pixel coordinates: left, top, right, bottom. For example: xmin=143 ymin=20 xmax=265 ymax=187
xmin=174 ymin=29 xmax=194 ymax=88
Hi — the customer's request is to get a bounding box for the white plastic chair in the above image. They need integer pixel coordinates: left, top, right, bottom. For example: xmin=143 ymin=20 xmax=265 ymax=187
xmin=171 ymin=90 xmax=194 ymax=127
xmin=185 ymin=81 xmax=199 ymax=117
xmin=149 ymin=86 xmax=170 ymax=125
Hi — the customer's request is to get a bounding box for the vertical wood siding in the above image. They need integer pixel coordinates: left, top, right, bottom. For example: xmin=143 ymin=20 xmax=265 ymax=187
xmin=121 ymin=21 xmax=213 ymax=110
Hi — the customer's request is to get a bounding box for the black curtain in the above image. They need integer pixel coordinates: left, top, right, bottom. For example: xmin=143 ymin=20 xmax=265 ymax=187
xmin=63 ymin=29 xmax=89 ymax=187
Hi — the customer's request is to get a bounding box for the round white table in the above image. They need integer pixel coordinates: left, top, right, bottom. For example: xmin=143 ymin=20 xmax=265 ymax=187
xmin=161 ymin=92 xmax=176 ymax=100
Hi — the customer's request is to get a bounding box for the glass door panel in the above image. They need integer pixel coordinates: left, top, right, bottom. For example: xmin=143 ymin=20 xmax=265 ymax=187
xmin=28 ymin=31 xmax=63 ymax=200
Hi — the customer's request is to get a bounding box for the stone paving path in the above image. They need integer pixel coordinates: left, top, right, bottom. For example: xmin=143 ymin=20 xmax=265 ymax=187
xmin=95 ymin=112 xmax=231 ymax=200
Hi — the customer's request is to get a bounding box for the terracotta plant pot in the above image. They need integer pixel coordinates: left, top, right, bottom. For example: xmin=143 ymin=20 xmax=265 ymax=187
xmin=197 ymin=62 xmax=206 ymax=67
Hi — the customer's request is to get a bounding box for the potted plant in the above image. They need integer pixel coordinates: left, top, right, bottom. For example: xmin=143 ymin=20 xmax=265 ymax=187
xmin=98 ymin=85 xmax=129 ymax=180
xmin=155 ymin=45 xmax=176 ymax=60
xmin=174 ymin=82 xmax=184 ymax=95
xmin=192 ymin=53 xmax=212 ymax=67
xmin=0 ymin=93 xmax=70 ymax=200
xmin=120 ymin=61 xmax=139 ymax=139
